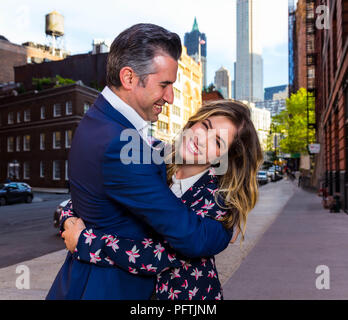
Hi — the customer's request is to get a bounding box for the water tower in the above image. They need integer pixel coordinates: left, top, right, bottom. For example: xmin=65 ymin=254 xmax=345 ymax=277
xmin=45 ymin=11 xmax=64 ymax=56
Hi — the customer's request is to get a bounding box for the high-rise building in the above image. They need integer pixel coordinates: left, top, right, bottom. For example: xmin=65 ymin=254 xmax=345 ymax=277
xmin=235 ymin=0 xmax=264 ymax=102
xmin=184 ymin=17 xmax=207 ymax=89
xmin=214 ymin=66 xmax=232 ymax=99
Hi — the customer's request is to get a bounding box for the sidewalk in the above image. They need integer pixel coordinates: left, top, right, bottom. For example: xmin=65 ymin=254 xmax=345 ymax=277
xmin=0 ymin=178 xmax=309 ymax=300
xmin=223 ymin=182 xmax=348 ymax=299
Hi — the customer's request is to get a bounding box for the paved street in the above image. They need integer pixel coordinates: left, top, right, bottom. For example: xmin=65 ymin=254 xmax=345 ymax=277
xmin=0 ymin=192 xmax=68 ymax=268
xmin=1 ymin=177 xmax=347 ymax=300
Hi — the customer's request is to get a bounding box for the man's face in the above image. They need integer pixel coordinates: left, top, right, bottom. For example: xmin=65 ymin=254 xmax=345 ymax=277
xmin=132 ymin=54 xmax=178 ymax=122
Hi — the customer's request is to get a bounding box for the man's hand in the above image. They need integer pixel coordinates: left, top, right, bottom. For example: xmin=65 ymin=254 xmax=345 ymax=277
xmin=61 ymin=218 xmax=86 ymax=253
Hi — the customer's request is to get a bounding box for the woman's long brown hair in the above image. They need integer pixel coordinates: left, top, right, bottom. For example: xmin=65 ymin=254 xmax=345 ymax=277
xmin=166 ymin=100 xmax=264 ymax=243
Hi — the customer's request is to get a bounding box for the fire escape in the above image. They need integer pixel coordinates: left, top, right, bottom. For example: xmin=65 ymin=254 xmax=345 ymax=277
xmin=305 ymin=0 xmax=317 ymax=146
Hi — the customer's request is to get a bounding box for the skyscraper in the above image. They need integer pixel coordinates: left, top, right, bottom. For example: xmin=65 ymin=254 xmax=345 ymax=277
xmin=184 ymin=17 xmax=207 ymax=89
xmin=235 ymin=0 xmax=264 ymax=102
xmin=214 ymin=66 xmax=232 ymax=99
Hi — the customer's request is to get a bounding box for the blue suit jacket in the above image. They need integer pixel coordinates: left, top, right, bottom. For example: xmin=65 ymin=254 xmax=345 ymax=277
xmin=46 ymin=94 xmax=232 ymax=300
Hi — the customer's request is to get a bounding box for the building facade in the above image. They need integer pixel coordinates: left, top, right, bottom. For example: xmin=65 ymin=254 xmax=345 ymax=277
xmin=154 ymin=46 xmax=203 ymax=143
xmin=313 ymin=0 xmax=348 ymax=211
xmin=235 ymin=0 xmax=264 ymax=102
xmin=214 ymin=67 xmax=232 ymax=99
xmin=0 ymin=83 xmax=98 ymax=188
xmin=0 ymin=36 xmax=68 ymax=84
xmin=184 ymin=17 xmax=207 ymax=89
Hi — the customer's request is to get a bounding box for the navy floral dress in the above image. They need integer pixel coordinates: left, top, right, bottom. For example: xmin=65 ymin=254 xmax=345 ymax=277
xmin=60 ymin=167 xmax=231 ymax=300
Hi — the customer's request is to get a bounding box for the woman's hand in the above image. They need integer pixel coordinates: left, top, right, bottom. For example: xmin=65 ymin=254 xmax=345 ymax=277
xmin=61 ymin=218 xmax=86 ymax=253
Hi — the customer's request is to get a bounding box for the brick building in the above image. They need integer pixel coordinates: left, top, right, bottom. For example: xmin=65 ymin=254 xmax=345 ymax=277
xmin=0 ymin=83 xmax=98 ymax=188
xmin=0 ymin=36 xmax=68 ymax=84
xmin=314 ymin=0 xmax=348 ymax=211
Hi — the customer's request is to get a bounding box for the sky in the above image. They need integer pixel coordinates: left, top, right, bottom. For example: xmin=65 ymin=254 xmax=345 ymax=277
xmin=0 ymin=0 xmax=289 ymax=89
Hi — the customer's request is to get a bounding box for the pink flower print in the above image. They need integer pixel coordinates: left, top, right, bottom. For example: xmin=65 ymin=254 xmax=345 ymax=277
xmin=180 ymin=260 xmax=192 ymax=271
xmin=201 ymin=199 xmax=215 ymax=210
xmin=188 ymin=287 xmax=199 ymax=300
xmin=142 ymin=238 xmax=153 ymax=248
xmin=168 ymin=287 xmax=181 ymax=300
xmin=201 ymin=258 xmax=207 ymax=267
xmin=208 ymin=167 xmax=216 ymax=176
xmin=207 ymin=187 xmax=218 ymax=196
xmin=207 ymin=285 xmax=212 ymax=293
xmin=201 ymin=296 xmax=206 ymax=300
xmin=159 ymin=281 xmax=168 ymax=293
xmin=193 ymin=189 xmax=201 ymax=197
xmin=216 ymin=210 xmax=227 ymax=220
xmin=141 ymin=264 xmax=157 ymax=273
xmin=208 ymin=270 xmax=217 ymax=278
xmin=181 ymin=199 xmax=186 ymax=204
xmin=60 ymin=208 xmax=73 ymax=219
xmin=168 ymin=253 xmax=176 ymax=262
xmin=190 ymin=196 xmax=203 ymax=207
xmin=83 ymin=229 xmax=96 ymax=246
xmin=210 ymin=258 xmax=216 ymax=268
xmin=181 ymin=279 xmax=188 ymax=289
xmin=215 ymin=292 xmax=222 ymax=300
xmin=126 ymin=245 xmax=140 ymax=263
xmin=191 ymin=268 xmax=203 ymax=281
xmin=170 ymin=268 xmax=181 ymax=279
xmin=154 ymin=243 xmax=165 ymax=261
xmin=106 ymin=237 xmax=119 ymax=252
xmin=196 ymin=209 xmax=208 ymax=218
xmin=101 ymin=234 xmax=114 ymax=243
xmin=89 ymin=249 xmax=101 ymax=264
xmin=128 ymin=267 xmax=138 ymax=275
xmin=104 ymin=256 xmax=114 ymax=266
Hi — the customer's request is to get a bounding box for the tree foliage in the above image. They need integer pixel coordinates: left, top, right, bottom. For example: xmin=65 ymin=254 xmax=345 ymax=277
xmin=271 ymin=88 xmax=316 ymax=154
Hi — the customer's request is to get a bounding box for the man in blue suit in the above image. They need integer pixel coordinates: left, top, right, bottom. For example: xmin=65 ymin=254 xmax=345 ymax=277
xmin=46 ymin=23 xmax=232 ymax=300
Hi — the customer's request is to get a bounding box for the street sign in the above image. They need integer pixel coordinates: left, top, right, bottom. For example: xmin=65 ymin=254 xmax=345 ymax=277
xmin=308 ymin=143 xmax=320 ymax=154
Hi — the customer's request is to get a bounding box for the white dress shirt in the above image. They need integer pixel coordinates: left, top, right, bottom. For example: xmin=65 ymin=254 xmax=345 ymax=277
xmin=170 ymin=169 xmax=209 ymax=198
xmin=101 ymin=86 xmax=152 ymax=144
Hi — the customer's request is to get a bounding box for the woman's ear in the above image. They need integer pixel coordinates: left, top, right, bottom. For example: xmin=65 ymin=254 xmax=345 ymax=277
xmin=119 ymin=67 xmax=135 ymax=90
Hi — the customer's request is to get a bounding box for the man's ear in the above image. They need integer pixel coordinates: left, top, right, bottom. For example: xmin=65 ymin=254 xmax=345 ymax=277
xmin=119 ymin=67 xmax=135 ymax=90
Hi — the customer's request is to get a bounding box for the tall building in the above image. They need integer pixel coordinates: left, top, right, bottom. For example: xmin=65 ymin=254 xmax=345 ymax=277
xmin=235 ymin=0 xmax=264 ymax=102
xmin=214 ymin=66 xmax=232 ymax=99
xmin=184 ymin=17 xmax=207 ymax=89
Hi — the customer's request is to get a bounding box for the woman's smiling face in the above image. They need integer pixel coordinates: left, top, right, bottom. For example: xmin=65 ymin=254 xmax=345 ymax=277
xmin=178 ymin=115 xmax=237 ymax=165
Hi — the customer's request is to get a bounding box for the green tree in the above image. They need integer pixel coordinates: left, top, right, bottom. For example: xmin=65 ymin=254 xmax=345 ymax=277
xmin=271 ymin=88 xmax=315 ymax=154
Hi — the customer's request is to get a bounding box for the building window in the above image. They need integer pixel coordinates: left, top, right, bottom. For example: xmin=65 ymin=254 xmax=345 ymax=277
xmin=53 ymin=104 xmax=61 ymax=117
xmin=23 ymin=135 xmax=30 ymax=151
xmin=17 ymin=112 xmax=21 ymax=123
xmin=53 ymin=160 xmax=61 ymax=180
xmin=66 ymin=101 xmax=73 ymax=115
xmin=157 ymin=121 xmax=168 ymax=133
xmin=24 ymin=110 xmax=30 ymax=122
xmin=8 ymin=112 xmax=14 ymax=124
xmin=84 ymin=102 xmax=90 ymax=114
xmin=65 ymin=160 xmax=69 ymax=181
xmin=40 ymin=133 xmax=45 ymax=150
xmin=65 ymin=130 xmax=72 ymax=148
xmin=53 ymin=132 xmax=61 ymax=149
xmin=40 ymin=161 xmax=44 ymax=178
xmin=16 ymin=136 xmax=21 ymax=152
xmin=7 ymin=137 xmax=14 ymax=152
xmin=23 ymin=162 xmax=30 ymax=180
xmin=172 ymin=123 xmax=181 ymax=134
xmin=40 ymin=106 xmax=45 ymax=119
xmin=172 ymin=105 xmax=181 ymax=116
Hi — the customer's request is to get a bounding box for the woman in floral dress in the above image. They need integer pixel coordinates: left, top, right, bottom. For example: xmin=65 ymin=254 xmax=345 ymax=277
xmin=60 ymin=100 xmax=263 ymax=300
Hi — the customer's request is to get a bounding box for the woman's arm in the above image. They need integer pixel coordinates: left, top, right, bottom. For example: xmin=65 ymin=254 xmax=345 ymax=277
xmin=61 ymin=201 xmax=182 ymax=275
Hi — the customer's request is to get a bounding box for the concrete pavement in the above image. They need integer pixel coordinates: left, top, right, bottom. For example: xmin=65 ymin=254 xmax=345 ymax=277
xmin=223 ymin=182 xmax=348 ymax=299
xmin=1 ymin=177 xmax=332 ymax=300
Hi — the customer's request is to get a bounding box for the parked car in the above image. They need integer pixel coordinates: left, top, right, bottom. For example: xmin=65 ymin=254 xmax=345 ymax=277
xmin=257 ymin=170 xmax=269 ymax=185
xmin=0 ymin=182 xmax=33 ymax=206
xmin=267 ymin=166 xmax=283 ymax=182
xmin=53 ymin=199 xmax=71 ymax=228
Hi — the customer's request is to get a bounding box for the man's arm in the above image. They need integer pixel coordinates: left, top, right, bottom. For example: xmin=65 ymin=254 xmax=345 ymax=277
xmin=102 ymin=138 xmax=232 ymax=258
